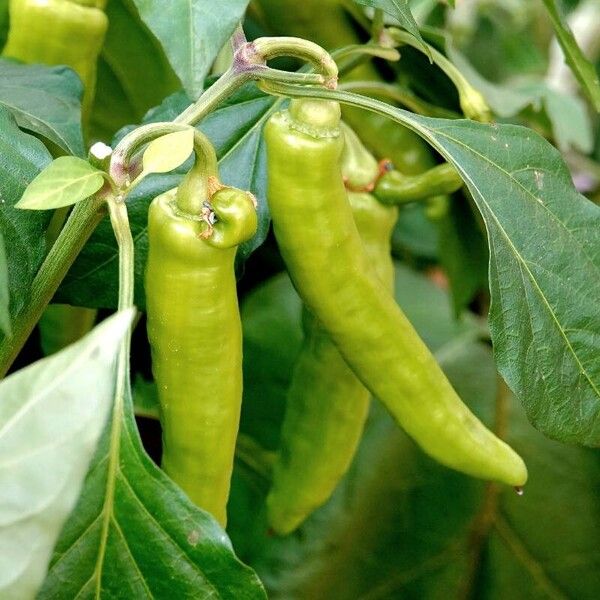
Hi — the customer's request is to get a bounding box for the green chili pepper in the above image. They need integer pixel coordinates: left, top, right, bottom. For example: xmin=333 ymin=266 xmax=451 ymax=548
xmin=264 ymin=98 xmax=528 ymax=488
xmin=2 ymin=0 xmax=108 ymax=117
xmin=375 ymin=163 xmax=464 ymax=205
xmin=145 ymin=132 xmax=257 ymax=526
xmin=267 ymin=123 xmax=398 ymax=535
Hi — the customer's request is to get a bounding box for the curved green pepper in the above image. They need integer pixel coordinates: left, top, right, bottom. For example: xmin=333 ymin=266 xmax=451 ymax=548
xmin=267 ymin=123 xmax=398 ymax=535
xmin=264 ymin=98 xmax=527 ymax=488
xmin=145 ymin=134 xmax=257 ymax=526
xmin=375 ymin=163 xmax=464 ymax=205
xmin=2 ymin=0 xmax=108 ymax=117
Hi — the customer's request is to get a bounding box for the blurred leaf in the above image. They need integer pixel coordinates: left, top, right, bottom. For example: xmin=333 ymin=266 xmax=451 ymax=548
xmin=0 ymin=60 xmax=85 ymax=156
xmin=541 ymin=0 xmax=600 ymax=112
xmin=0 ymin=0 xmax=8 ymax=48
xmin=130 ymin=0 xmax=250 ymax=98
xmin=16 ymin=157 xmax=104 ymax=210
xmin=0 ymin=107 xmax=52 ymax=327
xmin=0 ymin=232 xmax=9 ymax=337
xmin=132 ymin=374 xmax=160 ymax=420
xmin=141 ymin=128 xmax=194 ymax=175
xmin=437 ymin=192 xmax=488 ymax=315
xmin=90 ymin=0 xmax=180 ymax=141
xmin=392 ymin=203 xmax=439 ymax=260
xmin=0 ymin=310 xmax=134 ymax=600
xmin=56 ymin=83 xmax=276 ymax=309
xmin=353 ymin=0 xmax=430 ymax=58
xmin=448 ymin=45 xmax=594 ymax=153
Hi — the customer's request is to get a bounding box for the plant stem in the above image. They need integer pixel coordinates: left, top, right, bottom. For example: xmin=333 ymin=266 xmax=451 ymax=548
xmin=0 ymin=194 xmax=106 ymax=377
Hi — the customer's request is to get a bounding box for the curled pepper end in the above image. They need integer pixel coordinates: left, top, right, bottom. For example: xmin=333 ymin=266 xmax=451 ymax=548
xmin=204 ymin=187 xmax=258 ymax=249
xmin=514 ymin=486 xmax=525 ymax=496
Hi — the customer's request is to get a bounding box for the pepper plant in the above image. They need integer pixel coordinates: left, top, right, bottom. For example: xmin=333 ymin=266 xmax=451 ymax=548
xmin=0 ymin=1 xmax=599 ymax=598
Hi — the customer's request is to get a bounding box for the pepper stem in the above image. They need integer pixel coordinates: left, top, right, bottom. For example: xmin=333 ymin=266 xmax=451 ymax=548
xmin=175 ymin=131 xmax=219 ymax=215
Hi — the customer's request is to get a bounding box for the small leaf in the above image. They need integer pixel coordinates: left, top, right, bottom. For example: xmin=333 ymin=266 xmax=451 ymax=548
xmin=16 ymin=157 xmax=104 ymax=210
xmin=0 ymin=232 xmax=10 ymax=337
xmin=141 ymin=128 xmax=195 ymax=175
xmin=541 ymin=0 xmax=600 ymax=112
xmin=0 ymin=309 xmax=135 ymax=600
xmin=353 ymin=0 xmax=431 ymax=58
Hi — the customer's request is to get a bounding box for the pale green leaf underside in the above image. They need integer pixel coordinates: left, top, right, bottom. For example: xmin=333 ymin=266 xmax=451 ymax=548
xmin=0 ymin=310 xmax=134 ymax=600
xmin=142 ymin=128 xmax=194 ymax=175
xmin=16 ymin=156 xmax=104 ymax=210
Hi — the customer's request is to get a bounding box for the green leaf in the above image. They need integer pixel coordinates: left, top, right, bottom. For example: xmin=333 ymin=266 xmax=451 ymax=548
xmin=0 ymin=107 xmax=52 ymax=326
xmin=0 ymin=232 xmax=10 ymax=337
xmin=39 ymin=368 xmax=266 ymax=598
xmin=281 ymin=85 xmax=600 ymax=446
xmin=541 ymin=0 xmax=600 ymax=112
xmin=0 ymin=60 xmax=85 ymax=157
xmin=141 ymin=128 xmax=194 ymax=175
xmin=0 ymin=310 xmax=135 ymax=600
xmin=90 ymin=0 xmax=180 ymax=141
xmin=353 ymin=0 xmax=430 ymax=58
xmin=16 ymin=157 xmax=104 ymax=210
xmin=56 ymin=84 xmax=277 ymax=309
xmin=129 ymin=0 xmax=250 ymax=98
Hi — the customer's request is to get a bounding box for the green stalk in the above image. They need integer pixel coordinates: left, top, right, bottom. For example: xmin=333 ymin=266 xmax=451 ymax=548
xmin=0 ymin=195 xmax=106 ymax=377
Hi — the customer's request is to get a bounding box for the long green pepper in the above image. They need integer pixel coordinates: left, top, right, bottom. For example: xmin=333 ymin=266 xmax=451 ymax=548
xmin=145 ymin=133 xmax=257 ymax=526
xmin=267 ymin=123 xmax=398 ymax=535
xmin=264 ymin=98 xmax=528 ymax=488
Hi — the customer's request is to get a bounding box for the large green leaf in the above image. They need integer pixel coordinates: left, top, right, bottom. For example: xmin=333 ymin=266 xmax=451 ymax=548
xmin=0 ymin=60 xmax=85 ymax=157
xmin=0 ymin=310 xmax=134 ymax=600
xmin=56 ymin=84 xmax=277 ymax=309
xmin=130 ymin=0 xmax=250 ymax=99
xmin=0 ymin=107 xmax=52 ymax=327
xmin=279 ymin=85 xmax=600 ymax=445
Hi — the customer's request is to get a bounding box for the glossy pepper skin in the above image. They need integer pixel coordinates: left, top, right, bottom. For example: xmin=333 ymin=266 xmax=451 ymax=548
xmin=264 ymin=98 xmax=528 ymax=488
xmin=267 ymin=124 xmax=398 ymax=535
xmin=145 ymin=153 xmax=257 ymax=526
xmin=255 ymin=0 xmax=435 ymax=175
xmin=3 ymin=0 xmax=108 ymax=117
